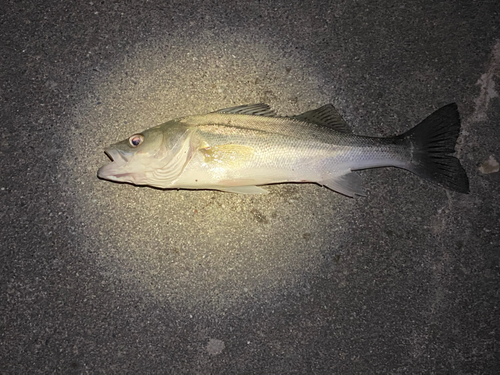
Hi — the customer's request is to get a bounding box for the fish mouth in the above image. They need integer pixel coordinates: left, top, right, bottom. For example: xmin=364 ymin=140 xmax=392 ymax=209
xmin=104 ymin=148 xmax=128 ymax=163
xmin=104 ymin=149 xmax=114 ymax=161
xmin=97 ymin=148 xmax=129 ymax=180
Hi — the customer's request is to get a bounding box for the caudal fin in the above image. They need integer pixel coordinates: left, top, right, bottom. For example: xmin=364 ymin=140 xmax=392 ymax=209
xmin=398 ymin=103 xmax=469 ymax=193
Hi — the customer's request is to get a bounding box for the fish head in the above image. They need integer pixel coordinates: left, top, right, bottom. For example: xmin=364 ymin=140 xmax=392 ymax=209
xmin=98 ymin=121 xmax=192 ymax=187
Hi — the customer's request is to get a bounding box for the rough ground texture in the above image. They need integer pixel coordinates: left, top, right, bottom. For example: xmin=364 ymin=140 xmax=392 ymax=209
xmin=2 ymin=1 xmax=499 ymax=373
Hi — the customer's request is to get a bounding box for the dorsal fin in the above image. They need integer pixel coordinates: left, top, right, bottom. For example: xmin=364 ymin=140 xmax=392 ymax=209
xmin=213 ymin=103 xmax=276 ymax=117
xmin=293 ymin=104 xmax=351 ymax=133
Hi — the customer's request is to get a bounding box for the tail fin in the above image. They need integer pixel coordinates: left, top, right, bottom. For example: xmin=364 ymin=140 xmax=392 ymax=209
xmin=397 ymin=103 xmax=469 ymax=193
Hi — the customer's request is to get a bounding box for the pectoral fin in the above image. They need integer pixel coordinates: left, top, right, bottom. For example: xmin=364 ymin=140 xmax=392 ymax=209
xmin=321 ymin=172 xmax=366 ymax=197
xmin=217 ymin=186 xmax=269 ymax=194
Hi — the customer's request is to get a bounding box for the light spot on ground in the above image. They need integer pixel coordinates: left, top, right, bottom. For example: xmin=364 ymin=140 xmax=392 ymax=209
xmin=206 ymin=338 xmax=225 ymax=355
xmin=478 ymin=155 xmax=499 ymax=174
xmin=66 ymin=29 xmax=349 ymax=314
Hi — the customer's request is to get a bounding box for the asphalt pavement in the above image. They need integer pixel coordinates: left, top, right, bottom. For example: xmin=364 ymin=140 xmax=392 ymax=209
xmin=2 ymin=1 xmax=499 ymax=373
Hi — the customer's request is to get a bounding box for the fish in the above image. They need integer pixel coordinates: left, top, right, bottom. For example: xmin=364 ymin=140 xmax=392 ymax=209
xmin=97 ymin=103 xmax=469 ymax=197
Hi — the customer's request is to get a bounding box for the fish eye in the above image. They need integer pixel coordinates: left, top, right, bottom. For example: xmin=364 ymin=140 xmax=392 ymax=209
xmin=129 ymin=134 xmax=144 ymax=147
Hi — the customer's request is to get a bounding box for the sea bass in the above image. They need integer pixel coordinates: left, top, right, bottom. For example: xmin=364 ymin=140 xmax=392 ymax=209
xmin=97 ymin=103 xmax=469 ymax=197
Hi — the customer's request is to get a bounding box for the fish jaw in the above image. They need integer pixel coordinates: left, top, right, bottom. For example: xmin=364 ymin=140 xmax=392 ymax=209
xmin=98 ymin=148 xmax=124 ymax=177
xmin=97 ymin=147 xmax=149 ymax=185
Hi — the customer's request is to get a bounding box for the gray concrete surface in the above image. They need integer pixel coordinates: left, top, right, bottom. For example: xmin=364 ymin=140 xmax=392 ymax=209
xmin=2 ymin=0 xmax=499 ymax=373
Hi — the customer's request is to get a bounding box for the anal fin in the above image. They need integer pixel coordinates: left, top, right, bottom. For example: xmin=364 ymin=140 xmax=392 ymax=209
xmin=321 ymin=172 xmax=366 ymax=197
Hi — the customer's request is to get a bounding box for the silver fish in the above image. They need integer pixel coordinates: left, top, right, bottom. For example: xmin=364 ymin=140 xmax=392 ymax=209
xmin=97 ymin=103 xmax=469 ymax=197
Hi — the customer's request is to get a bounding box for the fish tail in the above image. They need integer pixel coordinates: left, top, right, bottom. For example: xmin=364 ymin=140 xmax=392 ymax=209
xmin=397 ymin=103 xmax=469 ymax=193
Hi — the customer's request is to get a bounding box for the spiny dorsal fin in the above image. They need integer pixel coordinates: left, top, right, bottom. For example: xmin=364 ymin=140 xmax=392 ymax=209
xmin=293 ymin=104 xmax=351 ymax=133
xmin=213 ymin=103 xmax=276 ymax=117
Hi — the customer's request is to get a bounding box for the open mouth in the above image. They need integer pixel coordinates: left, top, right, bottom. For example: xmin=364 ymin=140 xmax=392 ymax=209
xmin=103 ymin=148 xmax=128 ymax=164
xmin=98 ymin=148 xmax=129 ymax=180
xmin=104 ymin=150 xmax=114 ymax=161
